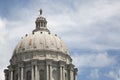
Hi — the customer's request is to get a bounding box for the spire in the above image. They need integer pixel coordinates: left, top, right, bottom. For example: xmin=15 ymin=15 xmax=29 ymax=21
xmin=33 ymin=9 xmax=49 ymax=33
xmin=39 ymin=9 xmax=42 ymax=15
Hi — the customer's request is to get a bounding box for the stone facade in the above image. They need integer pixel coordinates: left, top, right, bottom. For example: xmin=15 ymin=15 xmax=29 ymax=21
xmin=4 ymin=9 xmax=78 ymax=80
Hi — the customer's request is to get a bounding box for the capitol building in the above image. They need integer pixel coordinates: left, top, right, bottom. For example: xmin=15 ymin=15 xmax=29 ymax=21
xmin=4 ymin=9 xmax=78 ymax=80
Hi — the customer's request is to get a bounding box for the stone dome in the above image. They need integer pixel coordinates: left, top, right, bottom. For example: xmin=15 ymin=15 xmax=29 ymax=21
xmin=13 ymin=10 xmax=69 ymax=56
xmin=13 ymin=31 xmax=69 ymax=55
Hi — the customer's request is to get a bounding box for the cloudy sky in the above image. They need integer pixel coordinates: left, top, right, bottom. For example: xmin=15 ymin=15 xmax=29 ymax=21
xmin=0 ymin=0 xmax=120 ymax=80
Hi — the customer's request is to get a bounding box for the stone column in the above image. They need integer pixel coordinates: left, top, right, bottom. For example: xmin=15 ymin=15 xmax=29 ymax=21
xmin=46 ymin=65 xmax=49 ymax=80
xmin=21 ymin=67 xmax=24 ymax=80
xmin=4 ymin=69 xmax=9 ymax=80
xmin=63 ymin=67 xmax=65 ymax=80
xmin=69 ymin=64 xmax=75 ymax=80
xmin=75 ymin=74 xmax=77 ymax=80
xmin=10 ymin=70 xmax=13 ymax=80
xmin=32 ymin=65 xmax=35 ymax=80
xmin=60 ymin=66 xmax=63 ymax=80
xmin=46 ymin=60 xmax=52 ymax=80
xmin=18 ymin=67 xmax=20 ymax=80
xmin=74 ymin=68 xmax=78 ymax=80
xmin=70 ymin=69 xmax=73 ymax=80
xmin=68 ymin=67 xmax=72 ymax=80
xmin=37 ymin=68 xmax=39 ymax=80
xmin=50 ymin=65 xmax=52 ymax=80
xmin=35 ymin=65 xmax=39 ymax=80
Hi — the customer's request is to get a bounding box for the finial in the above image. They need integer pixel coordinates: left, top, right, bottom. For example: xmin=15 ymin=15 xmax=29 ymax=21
xmin=39 ymin=9 xmax=42 ymax=15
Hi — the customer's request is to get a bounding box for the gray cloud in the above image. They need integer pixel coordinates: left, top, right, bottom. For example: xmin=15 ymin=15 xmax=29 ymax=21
xmin=106 ymin=69 xmax=120 ymax=80
xmin=71 ymin=52 xmax=116 ymax=69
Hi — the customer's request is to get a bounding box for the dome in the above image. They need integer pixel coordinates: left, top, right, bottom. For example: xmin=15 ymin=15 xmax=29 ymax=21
xmin=13 ymin=31 xmax=69 ymax=55
xmin=13 ymin=9 xmax=69 ymax=56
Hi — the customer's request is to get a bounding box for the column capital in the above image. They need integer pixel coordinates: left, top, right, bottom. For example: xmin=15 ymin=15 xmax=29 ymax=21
xmin=9 ymin=66 xmax=14 ymax=71
xmin=19 ymin=62 xmax=24 ymax=68
xmin=46 ymin=59 xmax=53 ymax=65
xmin=4 ymin=69 xmax=9 ymax=73
xmin=31 ymin=60 xmax=38 ymax=65
xmin=59 ymin=61 xmax=66 ymax=67
xmin=74 ymin=68 xmax=78 ymax=75
xmin=67 ymin=64 xmax=75 ymax=71
xmin=69 ymin=64 xmax=75 ymax=67
xmin=7 ymin=65 xmax=14 ymax=70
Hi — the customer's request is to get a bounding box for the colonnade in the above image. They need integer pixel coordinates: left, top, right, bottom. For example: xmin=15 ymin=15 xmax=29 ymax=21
xmin=6 ymin=61 xmax=77 ymax=80
xmin=46 ymin=64 xmax=52 ymax=80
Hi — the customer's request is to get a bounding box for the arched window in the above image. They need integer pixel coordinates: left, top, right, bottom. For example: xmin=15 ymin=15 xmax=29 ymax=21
xmin=52 ymin=70 xmax=58 ymax=80
xmin=26 ymin=71 xmax=31 ymax=80
xmin=41 ymin=22 xmax=43 ymax=27
xmin=65 ymin=73 xmax=67 ymax=80
xmin=40 ymin=70 xmax=45 ymax=80
xmin=16 ymin=74 xmax=18 ymax=80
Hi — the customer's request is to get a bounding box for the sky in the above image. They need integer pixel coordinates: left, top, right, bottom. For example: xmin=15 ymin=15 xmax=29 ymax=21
xmin=0 ymin=0 xmax=120 ymax=80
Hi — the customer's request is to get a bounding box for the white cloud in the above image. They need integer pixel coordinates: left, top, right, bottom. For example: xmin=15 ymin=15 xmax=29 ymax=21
xmin=72 ymin=52 xmax=116 ymax=68
xmin=106 ymin=69 xmax=120 ymax=80
xmin=0 ymin=18 xmax=7 ymax=45
xmin=0 ymin=18 xmax=6 ymax=28
xmin=41 ymin=0 xmax=120 ymax=51
xmin=0 ymin=17 xmax=9 ymax=80
xmin=89 ymin=69 xmax=99 ymax=79
xmin=2 ymin=0 xmax=120 ymax=51
xmin=75 ymin=0 xmax=120 ymax=26
xmin=0 ymin=69 xmax=4 ymax=80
